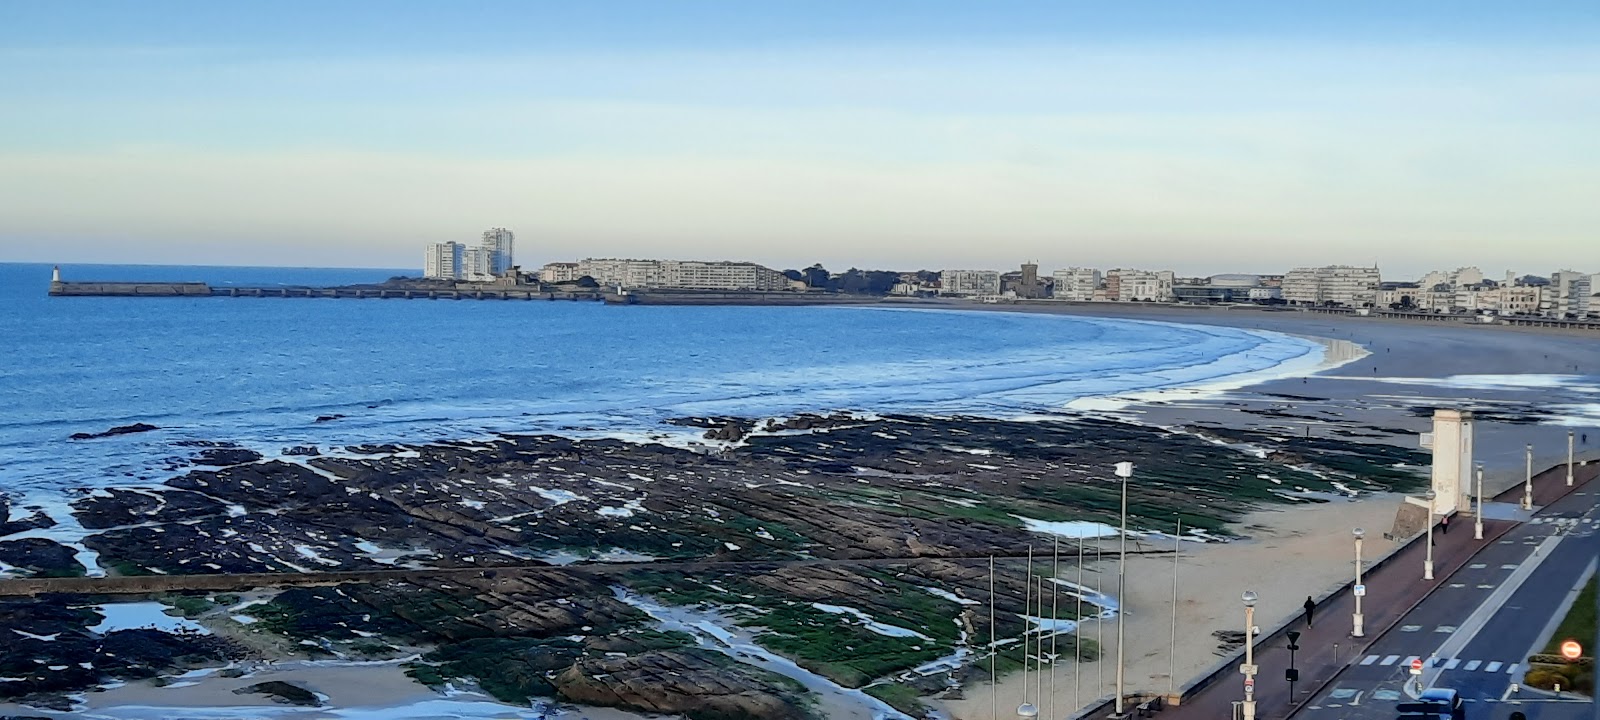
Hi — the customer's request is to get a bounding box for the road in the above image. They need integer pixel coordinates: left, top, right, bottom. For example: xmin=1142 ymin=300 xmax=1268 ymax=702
xmin=1296 ymin=480 xmax=1600 ymax=720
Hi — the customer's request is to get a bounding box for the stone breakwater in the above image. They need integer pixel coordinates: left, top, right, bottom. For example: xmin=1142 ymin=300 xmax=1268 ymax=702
xmin=0 ymin=413 xmax=1427 ymax=718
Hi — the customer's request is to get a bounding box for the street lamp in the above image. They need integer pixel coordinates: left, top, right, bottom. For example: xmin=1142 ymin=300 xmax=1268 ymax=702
xmin=1569 ymin=431 xmax=1577 ymax=487
xmin=1523 ymin=443 xmax=1534 ymax=510
xmin=1113 ymin=461 xmax=1133 ymax=719
xmin=1351 ymin=527 xmax=1365 ymax=637
xmin=1474 ymin=464 xmax=1485 ymax=540
xmin=1423 ymin=489 xmax=1436 ymax=581
xmin=1242 ymin=590 xmax=1259 ymax=720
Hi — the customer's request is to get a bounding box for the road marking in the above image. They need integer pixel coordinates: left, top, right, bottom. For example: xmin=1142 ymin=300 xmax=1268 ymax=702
xmin=1444 ymin=658 xmax=1461 ymax=669
xmin=1360 ymin=654 xmax=1379 ymax=665
xmin=1330 ymin=688 xmax=1357 ymax=699
xmin=1352 ymin=691 xmax=1365 ymax=706
xmin=1448 ymin=583 xmax=1466 ymax=588
xmin=1505 ymin=663 xmax=1519 ymax=675
xmin=1499 ymin=540 xmax=1515 ymax=544
xmin=1501 ymin=686 xmax=1516 ymax=702
xmin=1485 ymin=661 xmax=1503 ymax=672
xmin=1381 ymin=655 xmax=1400 ymax=666
xmin=1469 ymin=563 xmax=1487 ymax=569
xmin=1465 ymin=660 xmax=1481 ymax=670
xmin=1401 ymin=625 xmax=1422 ymax=632
xmin=1402 ymin=655 xmax=1421 ymax=669
xmin=1477 ymin=584 xmax=1496 ymax=589
xmin=1372 ymin=690 xmax=1401 ymax=701
xmin=1500 ymin=564 xmax=1519 ymax=570
xmin=1435 ymin=625 xmax=1457 ymax=633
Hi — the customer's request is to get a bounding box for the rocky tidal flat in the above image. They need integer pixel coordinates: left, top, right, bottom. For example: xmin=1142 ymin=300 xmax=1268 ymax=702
xmin=0 ymin=413 xmax=1427 ymax=718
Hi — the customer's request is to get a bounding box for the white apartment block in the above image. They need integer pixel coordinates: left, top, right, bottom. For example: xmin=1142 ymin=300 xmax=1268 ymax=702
xmin=940 ymin=270 xmax=1002 ymax=297
xmin=1499 ymin=284 xmax=1545 ymax=315
xmin=1106 ymin=269 xmax=1175 ymax=302
xmin=461 ymin=247 xmax=495 ymax=282
xmin=538 ymin=262 xmax=580 ymax=283
xmin=481 ymin=227 xmax=515 ymax=275
xmin=1548 ymin=270 xmax=1599 ymax=318
xmin=1051 ymin=268 xmax=1102 ymax=301
xmin=424 ymin=242 xmax=464 ymax=280
xmin=1282 ymin=266 xmax=1381 ymax=307
xmin=575 ymin=258 xmax=789 ymax=291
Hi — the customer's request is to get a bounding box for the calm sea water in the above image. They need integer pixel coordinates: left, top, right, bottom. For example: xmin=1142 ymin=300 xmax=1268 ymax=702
xmin=0 ymin=262 xmax=1322 ymax=496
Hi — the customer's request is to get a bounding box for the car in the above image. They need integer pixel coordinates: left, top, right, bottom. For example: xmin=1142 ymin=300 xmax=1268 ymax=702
xmin=1417 ymin=688 xmax=1464 ymax=720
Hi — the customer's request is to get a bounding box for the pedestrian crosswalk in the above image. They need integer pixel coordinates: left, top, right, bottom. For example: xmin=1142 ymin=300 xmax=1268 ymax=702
xmin=1358 ymin=654 xmax=1521 ymax=675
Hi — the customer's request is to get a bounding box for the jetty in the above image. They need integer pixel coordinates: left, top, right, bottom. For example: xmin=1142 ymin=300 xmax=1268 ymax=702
xmin=46 ymin=266 xmax=603 ymax=301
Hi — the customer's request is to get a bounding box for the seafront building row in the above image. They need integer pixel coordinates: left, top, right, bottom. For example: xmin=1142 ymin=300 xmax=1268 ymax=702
xmin=923 ymin=263 xmax=1599 ymax=320
xmin=539 ymin=258 xmax=794 ymax=292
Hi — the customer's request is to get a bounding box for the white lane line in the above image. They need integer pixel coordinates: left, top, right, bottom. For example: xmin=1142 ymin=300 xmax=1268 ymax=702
xmin=1465 ymin=660 xmax=1481 ymax=671
xmin=1444 ymin=658 xmax=1461 ymax=669
xmin=1485 ymin=661 xmax=1503 ymax=672
xmin=1500 ymin=564 xmax=1519 ymax=570
xmin=1352 ymin=691 xmax=1365 ymax=706
xmin=1505 ymin=663 xmax=1519 ymax=675
xmin=1360 ymin=654 xmax=1380 ymax=666
xmin=1381 ymin=655 xmax=1400 ymax=666
xmin=1421 ymin=533 xmax=1566 ymax=691
xmin=1469 ymin=563 xmax=1487 ymax=569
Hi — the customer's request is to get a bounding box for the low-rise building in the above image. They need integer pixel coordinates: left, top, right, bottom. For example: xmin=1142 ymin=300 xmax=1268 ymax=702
xmin=941 ymin=270 xmax=1002 ymax=297
xmin=1105 ymin=269 xmax=1175 ymax=302
xmin=538 ymin=262 xmax=581 ymax=283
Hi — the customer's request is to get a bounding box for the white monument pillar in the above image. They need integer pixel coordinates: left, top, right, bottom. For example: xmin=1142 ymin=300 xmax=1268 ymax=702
xmin=51 ymin=265 xmax=61 ymax=283
xmin=1423 ymin=409 xmax=1473 ymax=514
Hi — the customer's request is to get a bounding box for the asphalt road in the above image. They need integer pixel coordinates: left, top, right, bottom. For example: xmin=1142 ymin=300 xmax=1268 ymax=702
xmin=1297 ymin=484 xmax=1600 ymax=720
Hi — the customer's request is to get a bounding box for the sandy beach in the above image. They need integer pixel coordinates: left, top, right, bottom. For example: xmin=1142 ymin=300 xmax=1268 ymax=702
xmin=939 ymin=495 xmax=1404 ymax=720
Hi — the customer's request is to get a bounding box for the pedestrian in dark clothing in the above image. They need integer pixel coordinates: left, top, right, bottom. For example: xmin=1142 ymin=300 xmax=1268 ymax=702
xmin=1441 ymin=514 xmax=1449 ymax=535
xmin=1303 ymin=596 xmax=1315 ymax=628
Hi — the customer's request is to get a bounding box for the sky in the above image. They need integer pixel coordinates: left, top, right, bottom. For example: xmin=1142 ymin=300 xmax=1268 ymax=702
xmin=1 ymin=1 xmax=1596 ymax=278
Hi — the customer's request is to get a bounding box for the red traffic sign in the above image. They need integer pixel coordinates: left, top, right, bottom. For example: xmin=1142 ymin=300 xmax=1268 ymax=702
xmin=1561 ymin=640 xmax=1583 ymax=660
xmin=1410 ymin=658 xmax=1424 ymax=672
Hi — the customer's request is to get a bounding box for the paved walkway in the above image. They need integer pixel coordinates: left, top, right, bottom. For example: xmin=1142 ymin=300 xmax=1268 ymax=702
xmin=1147 ymin=460 xmax=1599 ymax=720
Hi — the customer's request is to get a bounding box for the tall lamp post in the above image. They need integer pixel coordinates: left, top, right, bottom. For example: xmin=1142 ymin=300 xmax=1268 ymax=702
xmin=1112 ymin=461 xmax=1134 ymax=719
xmin=1569 ymin=431 xmax=1577 ymax=487
xmin=1351 ymin=527 xmax=1365 ymax=637
xmin=1423 ymin=489 xmax=1437 ymax=581
xmin=1523 ymin=443 xmax=1534 ymax=510
xmin=1474 ymin=464 xmax=1485 ymax=540
xmin=1242 ymin=590 xmax=1259 ymax=720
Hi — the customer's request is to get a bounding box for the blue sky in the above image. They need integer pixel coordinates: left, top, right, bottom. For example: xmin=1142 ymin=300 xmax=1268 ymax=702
xmin=1 ymin=1 xmax=1596 ymax=276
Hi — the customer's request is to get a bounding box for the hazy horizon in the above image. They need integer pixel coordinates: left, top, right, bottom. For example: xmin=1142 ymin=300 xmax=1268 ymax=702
xmin=3 ymin=1 xmax=1596 ymax=279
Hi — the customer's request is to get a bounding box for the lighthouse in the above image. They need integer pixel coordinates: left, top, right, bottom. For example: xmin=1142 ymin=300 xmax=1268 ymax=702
xmin=52 ymin=265 xmax=61 ymax=283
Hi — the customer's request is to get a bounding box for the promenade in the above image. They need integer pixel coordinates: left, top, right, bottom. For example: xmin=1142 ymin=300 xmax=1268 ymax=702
xmin=1151 ymin=460 xmax=1599 ymax=720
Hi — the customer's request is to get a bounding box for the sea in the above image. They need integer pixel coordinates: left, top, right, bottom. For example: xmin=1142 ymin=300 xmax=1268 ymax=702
xmin=0 ymin=262 xmax=1329 ymax=499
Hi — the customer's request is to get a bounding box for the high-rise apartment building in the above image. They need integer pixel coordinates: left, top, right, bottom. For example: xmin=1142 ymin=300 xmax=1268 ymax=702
xmin=1282 ymin=266 xmax=1381 ymax=307
xmin=461 ymin=247 xmax=495 ymax=281
xmin=1051 ymin=268 xmax=1102 ymax=301
xmin=940 ymin=270 xmax=1002 ymax=297
xmin=481 ymin=228 xmax=515 ymax=275
xmin=424 ymin=242 xmax=464 ymax=279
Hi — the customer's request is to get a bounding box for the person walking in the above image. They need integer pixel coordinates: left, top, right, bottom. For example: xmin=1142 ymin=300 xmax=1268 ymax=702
xmin=1303 ymin=596 xmax=1315 ymax=628
xmin=1441 ymin=514 xmax=1449 ymax=535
